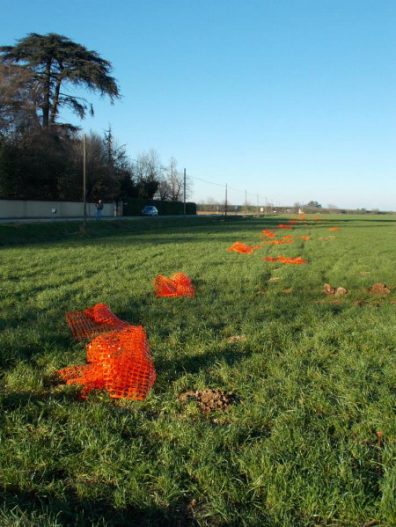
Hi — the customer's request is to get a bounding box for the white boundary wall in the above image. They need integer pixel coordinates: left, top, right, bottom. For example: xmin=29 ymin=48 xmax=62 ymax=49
xmin=0 ymin=199 xmax=119 ymax=219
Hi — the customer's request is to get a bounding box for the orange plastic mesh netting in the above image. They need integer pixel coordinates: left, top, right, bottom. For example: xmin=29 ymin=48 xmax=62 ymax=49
xmin=154 ymin=272 xmax=195 ymax=298
xmin=227 ymin=241 xmax=259 ymax=254
xmin=277 ymin=224 xmax=294 ymax=230
xmin=263 ymin=235 xmax=294 ymax=245
xmin=264 ymin=256 xmax=307 ymax=265
xmin=66 ymin=303 xmax=129 ymax=341
xmin=57 ymin=326 xmax=156 ymax=400
xmin=262 ymin=229 xmax=276 ymax=239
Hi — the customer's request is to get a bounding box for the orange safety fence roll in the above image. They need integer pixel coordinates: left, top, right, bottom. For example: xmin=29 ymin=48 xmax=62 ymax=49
xmin=262 ymin=229 xmax=276 ymax=238
xmin=264 ymin=255 xmax=307 ymax=265
xmin=227 ymin=241 xmax=256 ymax=254
xmin=66 ymin=303 xmax=128 ymax=341
xmin=57 ymin=326 xmax=156 ymax=400
xmin=154 ymin=272 xmax=195 ymax=298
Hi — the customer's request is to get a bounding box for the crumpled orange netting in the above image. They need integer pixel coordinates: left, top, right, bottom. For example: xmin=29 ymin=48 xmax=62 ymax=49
xmin=262 ymin=229 xmax=276 ymax=238
xmin=66 ymin=303 xmax=128 ymax=341
xmin=227 ymin=242 xmax=260 ymax=254
xmin=57 ymin=325 xmax=156 ymax=400
xmin=264 ymin=256 xmax=307 ymax=265
xmin=277 ymin=224 xmax=294 ymax=230
xmin=154 ymin=272 xmax=195 ymax=298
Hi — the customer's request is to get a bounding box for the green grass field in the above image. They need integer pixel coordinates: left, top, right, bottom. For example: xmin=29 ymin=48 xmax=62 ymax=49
xmin=0 ymin=215 xmax=395 ymax=526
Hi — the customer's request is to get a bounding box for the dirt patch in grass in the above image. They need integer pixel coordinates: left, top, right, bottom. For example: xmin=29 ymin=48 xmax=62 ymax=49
xmin=369 ymin=283 xmax=391 ymax=296
xmin=323 ymin=283 xmax=336 ymax=295
xmin=179 ymin=389 xmax=238 ymax=413
xmin=323 ymin=284 xmax=348 ymax=296
xmin=226 ymin=335 xmax=247 ymax=344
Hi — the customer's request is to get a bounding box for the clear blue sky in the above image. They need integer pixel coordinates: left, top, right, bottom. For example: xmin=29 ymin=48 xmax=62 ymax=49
xmin=2 ymin=0 xmax=395 ymax=209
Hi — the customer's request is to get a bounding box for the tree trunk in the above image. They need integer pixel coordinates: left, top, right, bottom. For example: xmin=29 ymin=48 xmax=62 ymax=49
xmin=50 ymin=74 xmax=62 ymax=125
xmin=42 ymin=59 xmax=52 ymax=127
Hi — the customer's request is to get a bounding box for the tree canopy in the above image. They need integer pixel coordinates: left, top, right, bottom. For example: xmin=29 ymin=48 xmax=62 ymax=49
xmin=306 ymin=200 xmax=322 ymax=208
xmin=0 ymin=33 xmax=120 ymax=128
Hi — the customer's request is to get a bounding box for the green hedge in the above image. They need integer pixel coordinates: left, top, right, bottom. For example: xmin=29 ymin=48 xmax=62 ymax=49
xmin=123 ymin=198 xmax=196 ymax=216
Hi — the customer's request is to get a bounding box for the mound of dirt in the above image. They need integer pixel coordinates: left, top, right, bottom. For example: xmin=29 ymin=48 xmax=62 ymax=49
xmin=369 ymin=283 xmax=391 ymax=296
xmin=179 ymin=389 xmax=237 ymax=414
xmin=323 ymin=284 xmax=348 ymax=296
xmin=323 ymin=283 xmax=336 ymax=295
xmin=226 ymin=335 xmax=247 ymax=344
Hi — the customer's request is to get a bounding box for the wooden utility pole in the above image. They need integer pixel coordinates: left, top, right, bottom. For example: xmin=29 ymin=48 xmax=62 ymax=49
xmin=183 ymin=168 xmax=186 ymax=215
xmin=83 ymin=135 xmax=87 ymax=229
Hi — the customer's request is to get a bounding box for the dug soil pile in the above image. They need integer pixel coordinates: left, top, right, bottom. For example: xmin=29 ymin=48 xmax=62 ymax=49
xmin=179 ymin=389 xmax=237 ymax=413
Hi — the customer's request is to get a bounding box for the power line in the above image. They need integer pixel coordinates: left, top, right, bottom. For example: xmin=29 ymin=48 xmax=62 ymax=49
xmin=189 ymin=174 xmax=226 ymax=188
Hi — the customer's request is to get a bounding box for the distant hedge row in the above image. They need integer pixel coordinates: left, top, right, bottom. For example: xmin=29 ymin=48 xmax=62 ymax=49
xmin=123 ymin=198 xmax=196 ymax=216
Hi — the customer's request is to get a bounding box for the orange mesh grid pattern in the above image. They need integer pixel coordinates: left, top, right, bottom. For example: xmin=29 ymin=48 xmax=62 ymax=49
xmin=262 ymin=229 xmax=276 ymax=238
xmin=154 ymin=273 xmax=195 ymax=298
xmin=57 ymin=326 xmax=156 ymax=400
xmin=66 ymin=303 xmax=128 ymax=341
xmin=277 ymin=224 xmax=294 ymax=230
xmin=264 ymin=256 xmax=307 ymax=265
xmin=263 ymin=234 xmax=294 ymax=245
xmin=227 ymin=242 xmax=256 ymax=254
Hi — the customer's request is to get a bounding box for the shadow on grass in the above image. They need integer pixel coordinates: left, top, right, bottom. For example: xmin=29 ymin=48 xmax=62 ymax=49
xmin=1 ymin=486 xmax=197 ymax=527
xmin=0 ymin=388 xmax=82 ymax=411
xmin=2 ymin=215 xmax=395 ymax=249
xmin=155 ymin=347 xmax=253 ymax=390
xmin=0 ymin=326 xmax=73 ymax=370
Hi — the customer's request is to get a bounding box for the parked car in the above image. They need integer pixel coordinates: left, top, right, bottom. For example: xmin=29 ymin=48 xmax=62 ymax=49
xmin=141 ymin=205 xmax=159 ymax=216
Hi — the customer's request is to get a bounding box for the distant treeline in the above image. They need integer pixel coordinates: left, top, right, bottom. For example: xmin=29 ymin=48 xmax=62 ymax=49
xmin=0 ymin=127 xmax=192 ymax=206
xmin=197 ymin=203 xmax=392 ymax=215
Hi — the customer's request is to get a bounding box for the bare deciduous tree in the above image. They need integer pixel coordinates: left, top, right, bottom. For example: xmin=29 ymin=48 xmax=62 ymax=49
xmin=156 ymin=157 xmax=192 ymax=202
xmin=133 ymin=149 xmax=162 ymax=199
